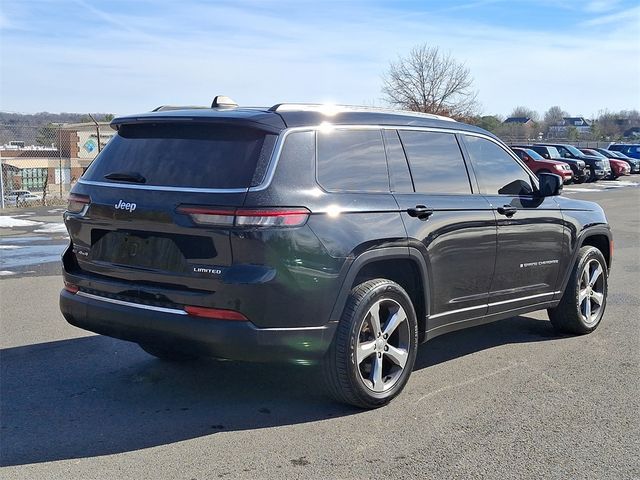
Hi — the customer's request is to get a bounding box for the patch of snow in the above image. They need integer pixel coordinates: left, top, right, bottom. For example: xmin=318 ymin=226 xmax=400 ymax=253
xmin=0 ymin=270 xmax=16 ymax=276
xmin=0 ymin=216 xmax=43 ymax=228
xmin=33 ymin=223 xmax=68 ymax=233
xmin=0 ymin=245 xmax=22 ymax=249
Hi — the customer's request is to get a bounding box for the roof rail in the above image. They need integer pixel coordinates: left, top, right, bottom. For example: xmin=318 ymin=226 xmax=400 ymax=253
xmin=268 ymin=103 xmax=455 ymax=122
xmin=151 ymin=105 xmax=207 ymax=112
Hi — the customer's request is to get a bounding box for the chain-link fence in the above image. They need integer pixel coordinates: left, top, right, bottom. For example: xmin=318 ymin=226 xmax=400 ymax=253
xmin=1 ymin=121 xmax=113 ymax=209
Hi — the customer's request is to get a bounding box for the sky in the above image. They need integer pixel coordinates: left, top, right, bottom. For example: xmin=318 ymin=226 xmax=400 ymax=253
xmin=1 ymin=0 xmax=639 ymax=117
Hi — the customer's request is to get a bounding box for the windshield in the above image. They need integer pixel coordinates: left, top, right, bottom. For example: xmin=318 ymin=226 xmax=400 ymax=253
xmin=565 ymin=145 xmax=584 ymax=156
xmin=524 ymin=149 xmax=545 ymax=160
xmin=83 ymin=123 xmax=275 ymax=189
xmin=583 ymin=149 xmax=606 ymax=159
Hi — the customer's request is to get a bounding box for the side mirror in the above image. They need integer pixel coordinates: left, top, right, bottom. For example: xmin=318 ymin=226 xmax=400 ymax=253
xmin=537 ymin=173 xmax=563 ymax=197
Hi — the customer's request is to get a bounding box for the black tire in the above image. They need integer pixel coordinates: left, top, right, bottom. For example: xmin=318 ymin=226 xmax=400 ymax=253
xmin=323 ymin=278 xmax=418 ymax=409
xmin=138 ymin=343 xmax=199 ymax=362
xmin=574 ymin=175 xmax=586 ymax=184
xmin=548 ymin=246 xmax=608 ymax=335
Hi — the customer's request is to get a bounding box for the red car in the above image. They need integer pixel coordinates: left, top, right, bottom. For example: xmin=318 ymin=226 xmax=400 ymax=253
xmin=510 ymin=147 xmax=573 ymax=183
xmin=580 ymin=149 xmax=630 ymax=179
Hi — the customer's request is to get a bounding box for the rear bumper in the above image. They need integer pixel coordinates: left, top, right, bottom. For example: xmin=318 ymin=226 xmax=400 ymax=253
xmin=60 ymin=289 xmax=337 ymax=363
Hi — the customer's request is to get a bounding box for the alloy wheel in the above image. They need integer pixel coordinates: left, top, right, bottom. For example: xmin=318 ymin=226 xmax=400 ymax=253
xmin=578 ymin=259 xmax=605 ymax=326
xmin=356 ymin=299 xmax=411 ymax=393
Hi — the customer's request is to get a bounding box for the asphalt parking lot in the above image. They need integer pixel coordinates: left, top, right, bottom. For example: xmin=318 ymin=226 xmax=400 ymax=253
xmin=1 ymin=179 xmax=639 ymax=480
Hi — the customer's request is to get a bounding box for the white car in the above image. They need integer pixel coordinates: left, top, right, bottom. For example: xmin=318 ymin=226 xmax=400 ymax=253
xmin=4 ymin=190 xmax=43 ymax=206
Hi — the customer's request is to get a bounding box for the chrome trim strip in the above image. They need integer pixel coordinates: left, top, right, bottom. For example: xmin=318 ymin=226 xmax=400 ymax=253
xmin=427 ymin=291 xmax=562 ymax=320
xmin=428 ymin=304 xmax=487 ymax=320
xmin=259 ymin=325 xmax=330 ymax=331
xmin=489 ymin=291 xmax=561 ymax=307
xmin=76 ymin=291 xmax=188 ymax=315
xmin=249 ymin=124 xmax=536 ymax=192
xmin=79 ymin=124 xmax=526 ymax=194
xmin=77 ymin=179 xmax=248 ymax=194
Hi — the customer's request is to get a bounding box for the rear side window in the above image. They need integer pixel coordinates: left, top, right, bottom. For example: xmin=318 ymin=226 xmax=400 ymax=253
xmin=383 ymin=129 xmax=414 ymax=193
xmin=463 ymin=135 xmax=533 ymax=196
xmin=317 ymin=129 xmax=389 ymax=192
xmin=83 ymin=123 xmax=274 ymax=189
xmin=398 ymin=131 xmax=471 ymax=194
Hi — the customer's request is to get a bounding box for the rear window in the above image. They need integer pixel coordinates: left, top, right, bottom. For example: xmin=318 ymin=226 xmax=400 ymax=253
xmin=83 ymin=123 xmax=275 ymax=189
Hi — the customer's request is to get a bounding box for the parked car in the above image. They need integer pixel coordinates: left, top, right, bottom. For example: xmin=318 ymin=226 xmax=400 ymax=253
xmin=579 ymin=149 xmax=630 ymax=179
xmin=536 ymin=143 xmax=610 ymax=182
xmin=511 ymin=144 xmax=588 ymax=183
xmin=510 ymin=147 xmax=573 ymax=182
xmin=60 ymin=99 xmax=613 ymax=408
xmin=595 ymin=148 xmax=640 ymax=173
xmin=3 ymin=190 xmax=43 ymax=207
xmin=608 ymin=143 xmax=640 ymax=160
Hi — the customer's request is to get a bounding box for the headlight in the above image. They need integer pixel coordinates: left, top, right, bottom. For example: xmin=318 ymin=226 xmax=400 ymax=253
xmin=554 ymin=165 xmax=564 ymax=171
xmin=595 ymin=161 xmax=604 ymax=167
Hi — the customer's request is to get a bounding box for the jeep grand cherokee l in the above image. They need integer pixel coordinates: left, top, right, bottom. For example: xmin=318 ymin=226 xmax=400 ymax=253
xmin=60 ymin=99 xmax=612 ymax=409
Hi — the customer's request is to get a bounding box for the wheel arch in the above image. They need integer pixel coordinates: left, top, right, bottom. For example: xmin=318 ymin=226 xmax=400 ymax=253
xmin=329 ymin=247 xmax=430 ymax=341
xmin=558 ymin=225 xmax=612 ymax=296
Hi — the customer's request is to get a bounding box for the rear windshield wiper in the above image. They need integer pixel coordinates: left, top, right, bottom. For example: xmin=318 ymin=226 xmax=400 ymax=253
xmin=104 ymin=171 xmax=146 ymax=184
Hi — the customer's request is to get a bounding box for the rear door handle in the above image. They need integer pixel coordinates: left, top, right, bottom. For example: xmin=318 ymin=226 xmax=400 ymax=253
xmin=407 ymin=205 xmax=434 ymax=220
xmin=497 ymin=205 xmax=518 ymax=217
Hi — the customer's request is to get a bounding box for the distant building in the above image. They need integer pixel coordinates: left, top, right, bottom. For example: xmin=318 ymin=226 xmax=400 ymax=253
xmin=503 ymin=117 xmax=534 ymax=125
xmin=1 ymin=122 xmax=115 ymax=196
xmin=623 ymin=127 xmax=640 ymax=138
xmin=549 ymin=117 xmax=592 ymax=137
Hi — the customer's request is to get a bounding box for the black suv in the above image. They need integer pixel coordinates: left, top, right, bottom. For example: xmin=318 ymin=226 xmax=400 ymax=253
xmin=511 ymin=144 xmax=588 ymax=183
xmin=536 ymin=143 xmax=610 ymax=182
xmin=60 ymin=99 xmax=612 ymax=408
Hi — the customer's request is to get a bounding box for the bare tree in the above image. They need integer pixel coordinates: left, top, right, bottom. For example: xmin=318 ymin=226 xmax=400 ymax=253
xmin=543 ymin=106 xmax=568 ymax=127
xmin=382 ymin=45 xmax=479 ymax=119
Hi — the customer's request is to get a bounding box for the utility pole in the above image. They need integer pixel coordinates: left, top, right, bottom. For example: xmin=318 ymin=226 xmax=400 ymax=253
xmin=0 ymin=157 xmax=5 ymax=209
xmin=88 ymin=113 xmax=101 ymax=153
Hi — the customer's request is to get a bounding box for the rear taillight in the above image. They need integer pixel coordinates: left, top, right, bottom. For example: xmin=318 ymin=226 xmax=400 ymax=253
xmin=64 ymin=281 xmax=79 ymax=294
xmin=177 ymin=206 xmax=310 ymax=227
xmin=67 ymin=194 xmax=91 ymax=214
xmin=184 ymin=305 xmax=248 ymax=321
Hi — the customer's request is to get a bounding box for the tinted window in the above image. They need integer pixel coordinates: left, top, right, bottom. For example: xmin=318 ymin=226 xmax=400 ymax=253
xmin=84 ymin=123 xmax=273 ymax=189
xmin=317 ymin=129 xmax=389 ymax=192
xmin=383 ymin=130 xmax=413 ymax=193
xmin=524 ymin=148 xmax=545 ymax=160
xmin=398 ymin=131 xmax=471 ymax=194
xmin=546 ymin=146 xmax=561 ymax=159
xmin=464 ymin=135 xmax=533 ymax=196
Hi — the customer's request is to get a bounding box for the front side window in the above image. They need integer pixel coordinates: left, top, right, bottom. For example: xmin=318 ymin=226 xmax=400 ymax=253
xmin=317 ymin=129 xmax=389 ymax=192
xmin=398 ymin=131 xmax=471 ymax=194
xmin=463 ymin=135 xmax=533 ymax=196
